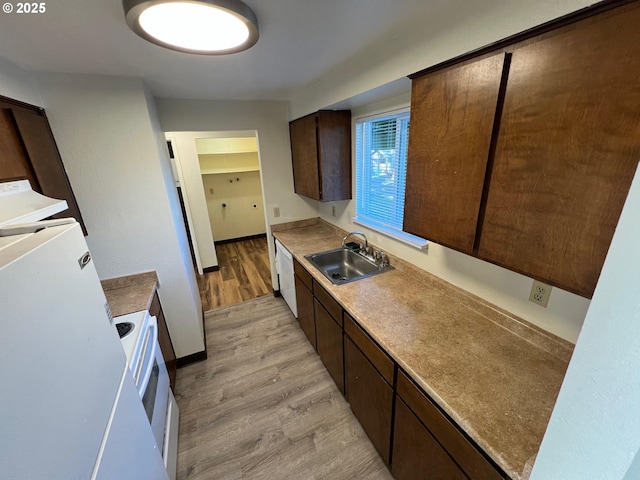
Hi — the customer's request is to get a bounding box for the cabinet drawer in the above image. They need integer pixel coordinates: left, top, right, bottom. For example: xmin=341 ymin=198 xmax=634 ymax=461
xmin=344 ymin=312 xmax=394 ymax=385
xmin=313 ymin=280 xmax=342 ymax=327
xmin=397 ymin=371 xmax=504 ymax=480
xmin=293 ymin=258 xmax=312 ymax=290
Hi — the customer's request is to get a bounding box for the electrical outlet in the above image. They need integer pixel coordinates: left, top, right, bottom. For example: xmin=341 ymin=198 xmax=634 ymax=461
xmin=529 ymin=280 xmax=552 ymax=308
xmin=273 ymin=207 xmax=280 ymax=218
xmin=331 ymin=205 xmax=336 ymax=217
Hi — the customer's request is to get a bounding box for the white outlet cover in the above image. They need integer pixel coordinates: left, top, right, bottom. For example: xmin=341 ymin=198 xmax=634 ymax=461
xmin=529 ymin=280 xmax=552 ymax=308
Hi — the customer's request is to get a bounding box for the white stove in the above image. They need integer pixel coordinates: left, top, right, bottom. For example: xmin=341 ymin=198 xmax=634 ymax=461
xmin=114 ymin=309 xmax=178 ymax=480
xmin=115 ymin=310 xmax=152 ymax=376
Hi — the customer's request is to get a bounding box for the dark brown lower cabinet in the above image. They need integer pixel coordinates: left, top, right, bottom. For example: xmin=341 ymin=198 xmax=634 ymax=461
xmin=344 ymin=335 xmax=393 ymax=464
xmin=392 ymin=398 xmax=469 ymax=479
xmin=149 ymin=292 xmax=177 ymax=391
xmin=395 ymin=372 xmax=505 ymax=480
xmin=294 ymin=275 xmax=316 ymax=348
xmin=288 ymin=260 xmax=505 ymax=478
xmin=314 ymin=299 xmax=344 ymax=393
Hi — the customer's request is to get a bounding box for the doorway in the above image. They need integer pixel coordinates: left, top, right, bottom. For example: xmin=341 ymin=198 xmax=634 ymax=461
xmin=165 ymin=130 xmax=273 ymax=311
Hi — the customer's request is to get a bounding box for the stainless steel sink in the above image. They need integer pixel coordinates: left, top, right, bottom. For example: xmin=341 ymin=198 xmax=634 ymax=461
xmin=305 ymin=247 xmax=393 ymax=285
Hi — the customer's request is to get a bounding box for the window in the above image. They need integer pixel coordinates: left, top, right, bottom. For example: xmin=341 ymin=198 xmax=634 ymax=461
xmin=354 ymin=109 xmax=426 ymax=248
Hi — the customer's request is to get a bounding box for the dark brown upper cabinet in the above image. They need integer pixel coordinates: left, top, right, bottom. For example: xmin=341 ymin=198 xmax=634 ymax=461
xmin=0 ymin=95 xmax=87 ymax=234
xmin=477 ymin=2 xmax=640 ymax=298
xmin=403 ymin=53 xmax=507 ymax=254
xmin=403 ymin=1 xmax=640 ymax=298
xmin=289 ymin=110 xmax=351 ymax=202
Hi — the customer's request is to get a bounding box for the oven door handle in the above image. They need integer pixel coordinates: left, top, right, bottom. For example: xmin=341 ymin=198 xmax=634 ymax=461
xmin=138 ymin=315 xmax=158 ymax=395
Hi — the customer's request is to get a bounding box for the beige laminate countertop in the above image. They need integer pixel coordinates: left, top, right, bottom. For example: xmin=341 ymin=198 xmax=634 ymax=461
xmin=273 ymin=219 xmax=573 ymax=480
xmin=101 ymin=271 xmax=159 ymax=318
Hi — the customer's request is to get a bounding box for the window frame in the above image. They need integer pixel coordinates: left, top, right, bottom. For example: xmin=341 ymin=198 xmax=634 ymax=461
xmin=353 ymin=107 xmax=427 ymax=249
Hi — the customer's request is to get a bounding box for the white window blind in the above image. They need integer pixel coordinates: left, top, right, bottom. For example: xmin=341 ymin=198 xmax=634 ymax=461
xmin=355 ymin=110 xmax=425 ymax=247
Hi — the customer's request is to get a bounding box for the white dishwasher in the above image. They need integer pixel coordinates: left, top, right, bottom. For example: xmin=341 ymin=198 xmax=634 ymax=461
xmin=275 ymin=238 xmax=298 ymax=317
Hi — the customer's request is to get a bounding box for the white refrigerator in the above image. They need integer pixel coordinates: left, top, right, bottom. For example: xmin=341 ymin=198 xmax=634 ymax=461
xmin=0 ymin=220 xmax=169 ymax=480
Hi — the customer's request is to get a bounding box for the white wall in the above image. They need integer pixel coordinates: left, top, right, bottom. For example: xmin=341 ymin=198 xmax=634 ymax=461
xmin=143 ymin=86 xmax=205 ymax=352
xmin=0 ymin=56 xmax=42 ymax=106
xmin=34 ymin=72 xmax=204 ymax=358
xmin=202 ymin=170 xmax=266 ymax=242
xmin=530 ymin=165 xmax=640 ymax=479
xmin=165 ymin=131 xmax=219 ymax=273
xmin=319 ymin=94 xmax=589 ymax=343
xmin=624 ymin=451 xmax=640 ymax=480
xmin=156 ymin=99 xmax=318 ymax=288
xmin=289 ymin=0 xmax=594 ymax=119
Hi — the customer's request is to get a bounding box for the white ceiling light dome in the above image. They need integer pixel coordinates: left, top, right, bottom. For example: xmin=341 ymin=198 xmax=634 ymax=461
xmin=123 ymin=0 xmax=259 ymax=55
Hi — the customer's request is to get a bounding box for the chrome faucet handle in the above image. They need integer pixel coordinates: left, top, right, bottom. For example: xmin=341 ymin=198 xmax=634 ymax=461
xmin=372 ymin=249 xmax=387 ymax=267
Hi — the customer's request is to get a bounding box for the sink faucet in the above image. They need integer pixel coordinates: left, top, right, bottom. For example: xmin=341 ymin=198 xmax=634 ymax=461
xmin=372 ymin=249 xmax=388 ymax=268
xmin=342 ymin=231 xmax=368 ymax=252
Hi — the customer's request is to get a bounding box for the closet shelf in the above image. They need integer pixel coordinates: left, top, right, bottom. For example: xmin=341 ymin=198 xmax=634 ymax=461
xmin=200 ymin=167 xmax=259 ymax=175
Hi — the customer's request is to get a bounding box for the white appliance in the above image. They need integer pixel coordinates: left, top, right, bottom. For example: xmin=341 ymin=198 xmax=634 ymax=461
xmin=0 ymin=183 xmax=169 ymax=480
xmin=0 ymin=179 xmax=68 ymax=226
xmin=275 ymin=238 xmax=297 ymax=317
xmin=116 ymin=310 xmax=179 ymax=480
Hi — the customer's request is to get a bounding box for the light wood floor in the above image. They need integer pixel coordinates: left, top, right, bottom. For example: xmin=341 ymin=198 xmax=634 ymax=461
xmin=197 ymin=237 xmax=273 ymax=311
xmin=174 ymin=295 xmax=393 ymax=480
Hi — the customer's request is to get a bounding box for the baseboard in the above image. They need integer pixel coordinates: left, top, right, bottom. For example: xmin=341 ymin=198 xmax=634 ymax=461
xmin=203 ymin=265 xmax=219 ymax=274
xmin=176 ymin=350 xmax=207 ymax=367
xmin=214 ymin=233 xmax=267 ymax=245
xmin=177 ymin=308 xmax=208 ymax=368
xmin=273 ymin=289 xmax=281 ymax=297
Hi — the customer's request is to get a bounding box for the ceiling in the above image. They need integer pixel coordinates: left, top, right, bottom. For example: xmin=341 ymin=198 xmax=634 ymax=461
xmin=0 ymin=0 xmax=435 ymax=101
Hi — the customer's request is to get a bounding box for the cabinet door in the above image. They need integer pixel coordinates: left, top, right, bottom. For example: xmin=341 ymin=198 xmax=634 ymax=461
xmin=290 ymin=113 xmax=320 ymax=200
xmin=150 ymin=293 xmax=177 ymax=391
xmin=0 ymin=97 xmax=87 ymax=234
xmin=344 ymin=335 xmax=393 ymax=464
xmin=294 ymin=275 xmax=316 ymax=349
xmin=396 ymin=372 xmax=504 ymax=480
xmin=317 ymin=110 xmax=351 ymax=202
xmin=404 ymin=54 xmax=506 ymax=253
xmin=314 ymin=299 xmax=344 ymax=393
xmin=0 ymin=108 xmax=39 ymax=188
xmin=392 ymin=397 xmax=468 ymax=480
xmin=478 ymin=3 xmax=640 ymax=298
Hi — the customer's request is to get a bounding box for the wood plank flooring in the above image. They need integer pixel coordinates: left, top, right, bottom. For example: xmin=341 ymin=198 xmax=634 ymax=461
xmin=174 ymin=295 xmax=393 ymax=480
xmin=198 ymin=238 xmax=273 ymax=311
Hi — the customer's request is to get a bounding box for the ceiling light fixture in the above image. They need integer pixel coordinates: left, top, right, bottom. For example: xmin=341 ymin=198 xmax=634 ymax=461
xmin=123 ymin=0 xmax=259 ymax=55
